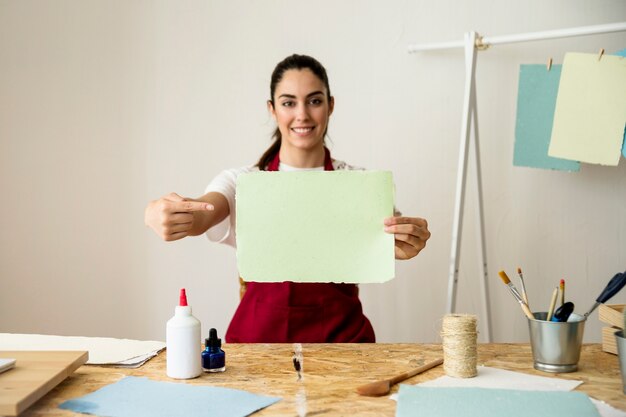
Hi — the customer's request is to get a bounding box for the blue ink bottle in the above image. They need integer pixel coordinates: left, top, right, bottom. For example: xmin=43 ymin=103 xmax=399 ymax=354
xmin=202 ymin=328 xmax=225 ymax=372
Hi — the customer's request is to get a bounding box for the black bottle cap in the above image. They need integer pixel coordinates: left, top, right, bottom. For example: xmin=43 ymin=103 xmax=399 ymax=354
xmin=206 ymin=328 xmax=221 ymax=348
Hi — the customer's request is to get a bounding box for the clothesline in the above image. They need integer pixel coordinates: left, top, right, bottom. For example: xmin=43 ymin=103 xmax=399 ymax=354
xmin=407 ymin=21 xmax=626 ymax=52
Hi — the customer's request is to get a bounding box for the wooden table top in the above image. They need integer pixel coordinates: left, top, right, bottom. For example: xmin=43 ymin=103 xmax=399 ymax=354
xmin=16 ymin=343 xmax=626 ymax=416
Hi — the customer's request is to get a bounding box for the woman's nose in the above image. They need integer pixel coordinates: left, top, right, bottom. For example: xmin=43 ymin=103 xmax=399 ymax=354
xmin=295 ymin=103 xmax=309 ymax=121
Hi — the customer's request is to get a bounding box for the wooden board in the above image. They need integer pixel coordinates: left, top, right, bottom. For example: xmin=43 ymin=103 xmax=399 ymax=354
xmin=599 ymin=304 xmax=625 ymax=329
xmin=603 ymin=326 xmax=620 ymax=355
xmin=0 ymin=351 xmax=88 ymax=416
xmin=8 ymin=344 xmax=626 ymax=416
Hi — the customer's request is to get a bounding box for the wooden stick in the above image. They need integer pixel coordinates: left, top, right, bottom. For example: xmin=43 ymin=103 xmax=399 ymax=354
xmin=356 ymin=358 xmax=443 ymax=397
xmin=547 ymin=287 xmax=559 ymax=321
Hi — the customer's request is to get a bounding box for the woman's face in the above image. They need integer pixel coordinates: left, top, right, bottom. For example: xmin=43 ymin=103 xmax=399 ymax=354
xmin=268 ymin=68 xmax=334 ymax=153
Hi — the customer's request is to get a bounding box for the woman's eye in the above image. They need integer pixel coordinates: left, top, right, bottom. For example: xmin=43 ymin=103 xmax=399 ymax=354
xmin=281 ymin=101 xmax=294 ymax=107
xmin=309 ymin=98 xmax=322 ymax=105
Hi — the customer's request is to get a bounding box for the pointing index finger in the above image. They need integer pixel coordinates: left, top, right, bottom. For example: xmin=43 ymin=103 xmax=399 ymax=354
xmin=172 ymin=200 xmax=214 ymax=213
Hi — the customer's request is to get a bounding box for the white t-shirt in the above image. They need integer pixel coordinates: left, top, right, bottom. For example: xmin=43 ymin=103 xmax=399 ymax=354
xmin=204 ymin=159 xmax=359 ymax=248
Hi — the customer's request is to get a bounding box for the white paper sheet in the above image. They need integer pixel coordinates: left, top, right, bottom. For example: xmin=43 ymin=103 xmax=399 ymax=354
xmin=418 ymin=365 xmax=582 ymax=391
xmin=592 ymin=399 xmax=626 ymax=417
xmin=0 ymin=333 xmax=165 ymax=365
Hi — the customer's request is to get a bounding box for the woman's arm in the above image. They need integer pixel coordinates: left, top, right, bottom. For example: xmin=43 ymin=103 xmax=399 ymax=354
xmin=144 ymin=191 xmax=229 ymax=241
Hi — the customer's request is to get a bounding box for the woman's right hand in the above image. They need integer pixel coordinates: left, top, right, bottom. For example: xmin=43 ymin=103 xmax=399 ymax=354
xmin=144 ymin=192 xmax=214 ymax=241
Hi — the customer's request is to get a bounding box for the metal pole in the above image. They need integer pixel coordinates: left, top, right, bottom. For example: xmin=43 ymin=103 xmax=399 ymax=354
xmin=471 ymin=76 xmax=492 ymax=342
xmin=407 ymin=21 xmax=626 ymax=52
xmin=446 ymin=32 xmax=478 ymax=315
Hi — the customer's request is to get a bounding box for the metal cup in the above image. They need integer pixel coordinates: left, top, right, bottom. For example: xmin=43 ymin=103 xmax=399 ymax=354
xmin=527 ymin=312 xmax=585 ymax=373
xmin=614 ymin=330 xmax=626 ymax=394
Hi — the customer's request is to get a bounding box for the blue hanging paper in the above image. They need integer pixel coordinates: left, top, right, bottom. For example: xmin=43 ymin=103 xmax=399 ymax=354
xmin=513 ymin=64 xmax=580 ymax=171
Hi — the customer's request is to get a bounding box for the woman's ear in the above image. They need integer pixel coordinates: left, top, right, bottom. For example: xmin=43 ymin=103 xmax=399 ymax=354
xmin=328 ymin=96 xmax=335 ymax=116
xmin=267 ymin=100 xmax=276 ymax=120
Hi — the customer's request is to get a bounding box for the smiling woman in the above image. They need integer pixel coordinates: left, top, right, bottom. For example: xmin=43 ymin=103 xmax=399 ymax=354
xmin=144 ymin=54 xmax=431 ymax=343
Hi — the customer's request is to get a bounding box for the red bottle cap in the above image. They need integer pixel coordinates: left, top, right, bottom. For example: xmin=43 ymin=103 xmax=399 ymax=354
xmin=179 ymin=288 xmax=188 ymax=306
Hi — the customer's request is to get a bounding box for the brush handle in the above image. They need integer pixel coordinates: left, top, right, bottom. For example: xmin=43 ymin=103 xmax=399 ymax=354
xmin=506 ymin=286 xmax=534 ymax=319
xmin=547 ymin=287 xmax=558 ymax=321
xmin=520 ymin=279 xmax=529 ymax=305
xmin=518 ymin=299 xmax=534 ymax=320
xmin=507 ymin=283 xmax=524 ymax=302
xmin=389 ymin=358 xmax=443 ymax=385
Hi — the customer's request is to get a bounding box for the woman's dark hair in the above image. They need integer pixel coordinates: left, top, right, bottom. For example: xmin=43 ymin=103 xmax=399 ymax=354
xmin=256 ymin=54 xmax=332 ymax=170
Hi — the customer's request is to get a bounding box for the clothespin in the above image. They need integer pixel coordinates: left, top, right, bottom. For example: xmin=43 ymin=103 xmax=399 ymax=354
xmin=475 ymin=35 xmax=489 ymax=51
xmin=598 ymin=48 xmax=605 ymax=61
xmin=547 ymin=58 xmax=553 ymax=71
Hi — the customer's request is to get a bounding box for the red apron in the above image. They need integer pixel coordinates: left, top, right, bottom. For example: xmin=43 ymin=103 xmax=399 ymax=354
xmin=225 ymin=148 xmax=376 ymax=343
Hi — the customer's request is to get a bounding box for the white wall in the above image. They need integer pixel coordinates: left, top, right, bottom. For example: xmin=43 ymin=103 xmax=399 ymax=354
xmin=1 ymin=0 xmax=625 ymax=343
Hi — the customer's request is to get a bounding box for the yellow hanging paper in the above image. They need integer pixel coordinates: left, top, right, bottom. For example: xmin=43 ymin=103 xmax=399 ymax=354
xmin=548 ymin=52 xmax=626 ymax=166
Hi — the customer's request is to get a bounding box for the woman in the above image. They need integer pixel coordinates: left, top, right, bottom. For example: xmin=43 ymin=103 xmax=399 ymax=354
xmin=145 ymin=54 xmax=430 ymax=342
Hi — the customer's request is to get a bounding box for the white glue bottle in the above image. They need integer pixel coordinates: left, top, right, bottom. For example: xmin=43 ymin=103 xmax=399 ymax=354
xmin=166 ymin=288 xmax=201 ymax=379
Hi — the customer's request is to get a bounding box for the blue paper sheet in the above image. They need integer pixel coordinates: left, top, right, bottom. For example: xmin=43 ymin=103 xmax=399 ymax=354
xmin=59 ymin=376 xmax=281 ymax=417
xmin=395 ymin=385 xmax=600 ymax=417
xmin=614 ymin=48 xmax=626 ymax=158
xmin=513 ymin=64 xmax=580 ymax=171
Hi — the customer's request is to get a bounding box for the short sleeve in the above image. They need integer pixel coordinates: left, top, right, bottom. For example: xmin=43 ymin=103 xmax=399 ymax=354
xmin=204 ymin=166 xmax=255 ymax=248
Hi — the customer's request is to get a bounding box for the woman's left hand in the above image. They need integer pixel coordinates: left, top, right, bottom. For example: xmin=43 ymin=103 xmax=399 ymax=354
xmin=384 ymin=216 xmax=431 ymax=260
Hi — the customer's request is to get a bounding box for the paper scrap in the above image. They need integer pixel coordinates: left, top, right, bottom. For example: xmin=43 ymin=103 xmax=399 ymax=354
xmin=592 ymin=398 xmax=626 ymax=417
xmin=0 ymin=333 xmax=165 ymax=366
xmin=59 ymin=376 xmax=280 ymax=417
xmin=513 ymin=64 xmax=580 ymax=171
xmin=236 ymin=171 xmax=395 ymax=283
xmin=396 ymin=385 xmax=600 ymax=417
xmin=418 ymin=365 xmax=582 ymax=391
xmin=0 ymin=358 xmax=16 ymax=374
xmin=548 ymin=52 xmax=626 ymax=166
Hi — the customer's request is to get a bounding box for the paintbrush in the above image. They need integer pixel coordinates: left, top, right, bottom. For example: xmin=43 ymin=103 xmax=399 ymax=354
xmin=517 ymin=267 xmax=529 ymax=306
xmin=498 ymin=271 xmax=534 ymax=319
xmin=356 ymin=358 xmax=443 ymax=397
xmin=546 ymin=286 xmax=558 ymax=321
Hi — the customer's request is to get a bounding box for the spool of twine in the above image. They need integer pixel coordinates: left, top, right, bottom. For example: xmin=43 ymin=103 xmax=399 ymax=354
xmin=441 ymin=314 xmax=478 ymax=378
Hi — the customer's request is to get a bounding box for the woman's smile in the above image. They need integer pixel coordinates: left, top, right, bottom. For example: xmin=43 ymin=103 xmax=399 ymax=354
xmin=291 ymin=126 xmax=315 ymax=135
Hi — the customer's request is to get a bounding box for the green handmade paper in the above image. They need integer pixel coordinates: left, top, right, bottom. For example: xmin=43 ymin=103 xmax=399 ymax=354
xmin=236 ymin=171 xmax=395 ymax=283
xmin=548 ymin=52 xmax=626 ymax=166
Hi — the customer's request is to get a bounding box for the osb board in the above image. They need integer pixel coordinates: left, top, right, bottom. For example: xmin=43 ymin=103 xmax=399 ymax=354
xmin=599 ymin=304 xmax=625 ymax=329
xmin=7 ymin=344 xmax=626 ymax=416
xmin=0 ymin=351 xmax=88 ymax=416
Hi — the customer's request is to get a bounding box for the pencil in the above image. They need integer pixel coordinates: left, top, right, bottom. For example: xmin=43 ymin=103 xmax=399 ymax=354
xmin=547 ymin=287 xmax=559 ymax=321
xmin=560 ymin=279 xmax=565 ymax=306
xmin=517 ymin=267 xmax=529 ymax=307
xmin=498 ymin=271 xmax=534 ymax=320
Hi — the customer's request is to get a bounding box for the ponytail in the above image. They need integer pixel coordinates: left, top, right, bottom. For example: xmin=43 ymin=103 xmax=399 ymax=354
xmin=255 ymin=128 xmax=281 ymax=170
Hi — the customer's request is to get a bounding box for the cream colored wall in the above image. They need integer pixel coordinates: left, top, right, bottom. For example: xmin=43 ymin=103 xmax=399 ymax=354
xmin=1 ymin=0 xmax=625 ymax=343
